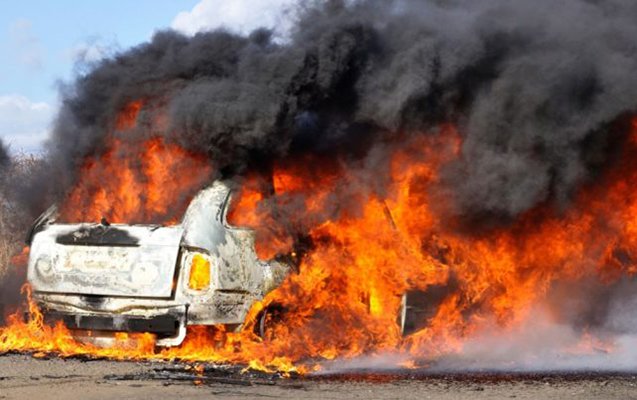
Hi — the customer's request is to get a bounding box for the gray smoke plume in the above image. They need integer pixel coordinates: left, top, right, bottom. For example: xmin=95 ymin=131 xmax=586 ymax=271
xmin=30 ymin=0 xmax=637 ymax=223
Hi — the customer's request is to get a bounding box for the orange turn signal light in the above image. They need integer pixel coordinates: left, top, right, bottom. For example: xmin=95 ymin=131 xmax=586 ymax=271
xmin=188 ymin=253 xmax=211 ymax=290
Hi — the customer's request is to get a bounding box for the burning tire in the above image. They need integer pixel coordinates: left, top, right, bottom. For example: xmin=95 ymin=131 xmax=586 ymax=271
xmin=254 ymin=303 xmax=286 ymax=340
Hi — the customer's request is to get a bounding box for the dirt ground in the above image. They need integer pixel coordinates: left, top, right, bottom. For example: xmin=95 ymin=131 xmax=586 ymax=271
xmin=1 ymin=354 xmax=637 ymax=399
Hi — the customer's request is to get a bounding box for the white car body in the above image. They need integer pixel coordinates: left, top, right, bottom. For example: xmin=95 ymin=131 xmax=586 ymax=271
xmin=26 ymin=181 xmax=290 ymax=346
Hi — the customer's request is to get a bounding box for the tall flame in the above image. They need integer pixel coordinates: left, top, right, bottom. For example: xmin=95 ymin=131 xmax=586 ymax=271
xmin=3 ymin=107 xmax=637 ymax=373
xmin=59 ymin=101 xmax=213 ymax=224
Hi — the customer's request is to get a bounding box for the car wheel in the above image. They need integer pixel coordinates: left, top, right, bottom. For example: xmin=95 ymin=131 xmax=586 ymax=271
xmin=254 ymin=303 xmax=286 ymax=339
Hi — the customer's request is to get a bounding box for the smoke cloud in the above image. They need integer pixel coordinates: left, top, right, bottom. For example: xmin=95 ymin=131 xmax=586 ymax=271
xmin=29 ymin=0 xmax=637 ymax=223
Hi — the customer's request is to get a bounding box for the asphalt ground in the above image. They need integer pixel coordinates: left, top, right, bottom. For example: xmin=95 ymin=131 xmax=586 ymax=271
xmin=1 ymin=354 xmax=637 ymax=399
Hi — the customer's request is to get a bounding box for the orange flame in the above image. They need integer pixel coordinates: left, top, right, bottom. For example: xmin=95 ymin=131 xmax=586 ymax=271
xmin=59 ymin=101 xmax=213 ymax=224
xmin=10 ymin=246 xmax=30 ymax=268
xmin=3 ymin=113 xmax=637 ymax=373
xmin=115 ymin=100 xmax=144 ymax=131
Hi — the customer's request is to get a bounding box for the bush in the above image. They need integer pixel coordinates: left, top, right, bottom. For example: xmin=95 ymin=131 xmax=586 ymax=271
xmin=0 ymin=154 xmax=42 ymax=280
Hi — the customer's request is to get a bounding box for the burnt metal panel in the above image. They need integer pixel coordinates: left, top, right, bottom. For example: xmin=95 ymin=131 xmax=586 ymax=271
xmin=26 ymin=180 xmax=292 ymax=343
xmin=45 ymin=312 xmax=180 ymax=335
xmin=56 ymin=225 xmax=140 ymax=246
xmin=28 ymin=224 xmax=184 ymax=298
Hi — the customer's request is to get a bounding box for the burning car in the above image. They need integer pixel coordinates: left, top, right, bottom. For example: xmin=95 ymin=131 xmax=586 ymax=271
xmin=25 ymin=180 xmax=291 ymax=346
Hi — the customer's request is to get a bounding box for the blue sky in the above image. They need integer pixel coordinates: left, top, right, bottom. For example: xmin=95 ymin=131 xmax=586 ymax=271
xmin=1 ymin=1 xmax=200 ymax=104
xmin=0 ymin=0 xmax=296 ymax=153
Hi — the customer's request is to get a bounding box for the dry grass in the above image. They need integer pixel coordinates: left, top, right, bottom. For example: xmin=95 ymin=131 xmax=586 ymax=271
xmin=0 ymin=155 xmax=41 ymax=280
xmin=0 ymin=202 xmax=15 ymax=280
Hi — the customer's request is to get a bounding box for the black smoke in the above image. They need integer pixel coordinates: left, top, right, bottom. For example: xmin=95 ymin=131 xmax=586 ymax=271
xmin=31 ymin=0 xmax=637 ymax=224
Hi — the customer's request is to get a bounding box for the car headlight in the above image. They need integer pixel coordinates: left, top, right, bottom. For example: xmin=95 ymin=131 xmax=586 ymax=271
xmin=188 ymin=253 xmax=211 ymax=291
xmin=35 ymin=257 xmax=54 ymax=281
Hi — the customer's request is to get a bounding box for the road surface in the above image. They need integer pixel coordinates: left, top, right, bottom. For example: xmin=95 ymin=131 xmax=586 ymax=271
xmin=1 ymin=354 xmax=636 ymax=399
